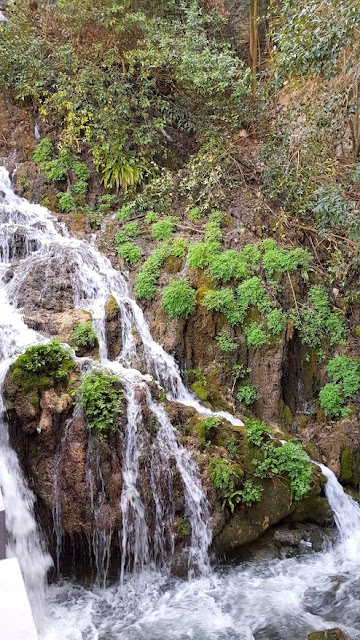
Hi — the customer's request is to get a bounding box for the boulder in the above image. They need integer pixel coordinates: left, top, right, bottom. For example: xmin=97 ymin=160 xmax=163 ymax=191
xmin=307 ymin=629 xmax=349 ymax=640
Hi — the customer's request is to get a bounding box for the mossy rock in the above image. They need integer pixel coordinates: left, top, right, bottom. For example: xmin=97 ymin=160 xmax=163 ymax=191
xmin=279 ymin=400 xmax=292 ymax=426
xmin=163 ymin=255 xmax=182 ymax=274
xmin=354 ymin=325 xmax=360 ymax=338
xmin=339 ymin=446 xmax=359 ymax=486
xmin=191 ymin=380 xmax=209 ymax=402
xmin=307 ymin=629 xmax=349 ymax=640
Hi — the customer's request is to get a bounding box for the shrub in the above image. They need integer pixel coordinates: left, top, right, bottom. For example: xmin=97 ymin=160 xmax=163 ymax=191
xmin=118 ymin=242 xmax=142 ymax=264
xmin=170 ymin=237 xmax=188 ymax=258
xmin=245 ymin=418 xmax=271 ymax=446
xmin=152 ymin=218 xmax=175 ymax=240
xmin=254 ymin=440 xmax=313 ymax=500
xmin=236 ymin=383 xmax=259 ymax=406
xmin=72 ymin=322 xmax=97 ymax=349
xmin=244 ymin=322 xmax=267 ymax=349
xmin=115 ymin=221 xmax=139 ymax=245
xmin=162 ymin=278 xmax=196 ymax=319
xmin=203 ymin=288 xmax=242 ymax=324
xmin=208 ymin=457 xmax=240 ymax=490
xmin=77 ymin=368 xmax=124 ymax=436
xmin=215 ymin=329 xmax=238 ymax=352
xmin=207 ymin=250 xmax=249 ymax=282
xmin=12 ymin=340 xmax=75 ymax=392
xmin=241 ymin=244 xmax=261 ymax=265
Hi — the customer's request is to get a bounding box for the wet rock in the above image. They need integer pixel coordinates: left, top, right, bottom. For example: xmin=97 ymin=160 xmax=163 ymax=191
xmin=12 ymin=254 xmax=75 ymax=312
xmin=105 ymin=295 xmax=122 ymax=359
xmin=307 ymin=629 xmax=349 ymax=640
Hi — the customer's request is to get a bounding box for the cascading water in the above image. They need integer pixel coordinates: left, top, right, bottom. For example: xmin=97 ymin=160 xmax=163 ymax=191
xmin=1 ymin=165 xmax=360 ymax=640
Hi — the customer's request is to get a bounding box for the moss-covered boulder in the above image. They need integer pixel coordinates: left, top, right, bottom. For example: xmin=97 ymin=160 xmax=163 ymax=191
xmin=105 ymin=295 xmax=122 ymax=359
xmin=307 ymin=629 xmax=349 ymax=640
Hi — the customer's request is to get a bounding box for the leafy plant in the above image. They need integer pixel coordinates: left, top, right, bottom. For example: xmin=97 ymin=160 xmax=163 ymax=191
xmin=12 ymin=340 xmax=75 ymax=392
xmin=207 ymin=250 xmax=249 ymax=282
xmin=72 ymin=322 xmax=98 ymax=349
xmin=254 ymin=440 xmax=313 ymax=500
xmin=58 ymin=190 xmax=75 ymax=212
xmin=293 ymin=285 xmax=345 ymax=352
xmin=118 ymin=242 xmax=142 ymax=264
xmin=266 ymin=308 xmax=287 ymax=336
xmin=319 ymin=356 xmax=360 ymax=417
xmin=162 ymin=278 xmax=196 ymax=319
xmin=244 ymin=322 xmax=267 ymax=349
xmin=223 ymin=480 xmax=263 ymax=512
xmin=135 ymin=243 xmax=171 ymax=299
xmin=236 ymin=383 xmax=259 ymax=406
xmin=152 ymin=218 xmax=175 ymax=240
xmin=246 ymin=418 xmax=271 ymax=446
xmin=215 ymin=329 xmax=238 ymax=352
xmin=208 ymin=457 xmax=240 ymax=490
xmin=77 ymin=368 xmax=124 ymax=436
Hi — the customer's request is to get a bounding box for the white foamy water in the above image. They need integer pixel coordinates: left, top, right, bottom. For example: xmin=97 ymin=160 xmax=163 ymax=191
xmin=0 ymin=166 xmax=360 ymax=640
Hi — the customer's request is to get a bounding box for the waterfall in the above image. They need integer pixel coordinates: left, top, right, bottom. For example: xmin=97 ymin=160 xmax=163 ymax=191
xmin=1 ymin=165 xmax=360 ymax=640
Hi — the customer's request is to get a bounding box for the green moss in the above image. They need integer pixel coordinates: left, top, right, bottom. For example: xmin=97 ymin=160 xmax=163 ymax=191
xmin=191 ymin=381 xmax=209 ymax=402
xmin=105 ymin=295 xmax=119 ymax=316
xmin=12 ymin=340 xmax=75 ymax=393
xmin=279 ymin=401 xmax=293 ymax=426
xmin=339 ymin=446 xmax=359 ymax=485
xmin=354 ymin=325 xmax=360 ymax=338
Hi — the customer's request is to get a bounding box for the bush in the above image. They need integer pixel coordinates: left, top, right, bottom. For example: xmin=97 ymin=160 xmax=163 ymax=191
xmin=262 ymin=245 xmax=311 ymax=278
xmin=118 ymin=242 xmax=142 ymax=264
xmin=77 ymin=368 xmax=124 ymax=436
xmin=236 ymin=383 xmax=259 ymax=406
xmin=215 ymin=329 xmax=238 ymax=352
xmin=12 ymin=340 xmax=75 ymax=392
xmin=33 ymin=138 xmax=53 ymax=164
xmin=237 ymin=277 xmax=272 ymax=321
xmin=203 ymin=288 xmax=241 ymax=325
xmin=254 ymin=440 xmax=313 ymax=500
xmin=162 ymin=278 xmax=196 ymax=319
xmin=319 ymin=382 xmax=348 ymax=418
xmin=72 ymin=321 xmax=97 ymax=349
xmin=244 ymin=322 xmax=267 ymax=349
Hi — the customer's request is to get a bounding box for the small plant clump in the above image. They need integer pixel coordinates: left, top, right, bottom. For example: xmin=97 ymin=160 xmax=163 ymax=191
xmin=319 ymin=355 xmax=360 ymax=417
xmin=215 ymin=329 xmax=238 ymax=352
xmin=236 ymin=383 xmax=259 ymax=406
xmin=77 ymin=368 xmax=124 ymax=437
xmin=72 ymin=321 xmax=98 ymax=349
xmin=162 ymin=278 xmax=196 ymax=319
xmin=254 ymin=440 xmax=313 ymax=500
xmin=118 ymin=242 xmax=142 ymax=264
xmin=208 ymin=457 xmax=241 ymax=490
xmin=224 ymin=480 xmax=263 ymax=512
xmin=12 ymin=340 xmax=75 ymax=391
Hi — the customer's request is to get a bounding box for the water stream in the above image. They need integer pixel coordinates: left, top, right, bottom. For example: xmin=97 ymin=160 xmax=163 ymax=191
xmin=0 ymin=166 xmax=360 ymax=639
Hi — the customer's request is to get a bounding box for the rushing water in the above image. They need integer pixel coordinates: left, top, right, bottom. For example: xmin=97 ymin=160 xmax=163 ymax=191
xmin=0 ymin=166 xmax=360 ymax=639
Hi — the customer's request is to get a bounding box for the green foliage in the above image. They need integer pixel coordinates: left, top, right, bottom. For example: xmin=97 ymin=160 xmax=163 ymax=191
xmin=293 ymin=285 xmax=345 ymax=352
xmin=115 ymin=221 xmax=139 ymax=245
xmin=223 ymin=480 xmax=263 ymax=512
xmin=33 ymin=138 xmax=53 ymax=164
xmin=145 ymin=211 xmax=159 ymax=224
xmin=319 ymin=382 xmax=348 ymax=418
xmin=135 ymin=243 xmax=170 ymax=299
xmin=266 ymin=308 xmax=287 ymax=336
xmin=72 ymin=322 xmax=97 ymax=349
xmin=58 ymin=190 xmax=75 ymax=212
xmin=237 ymin=277 xmax=272 ymax=320
xmin=253 ymin=440 xmax=313 ymax=501
xmin=226 ymin=437 xmax=240 ymax=457
xmin=12 ymin=340 xmax=75 ymax=392
xmin=319 ymin=356 xmax=360 ymax=417
xmin=151 ymin=218 xmax=175 ymax=240
xmin=118 ymin=242 xmax=142 ymax=265
xmin=207 ymin=250 xmax=249 ymax=282
xmin=170 ymin=237 xmax=188 ymax=258
xmin=208 ymin=457 xmax=240 ymax=490
xmin=188 ymin=241 xmax=220 ymax=268
xmin=204 ymin=211 xmax=223 ymax=243
xmin=245 ymin=418 xmax=271 ymax=446
xmin=203 ymin=288 xmax=241 ymax=325
xmin=244 ymin=322 xmax=267 ymax=349
xmin=236 ymin=383 xmax=259 ymax=406
xmin=176 ymin=517 xmax=190 ymax=539
xmin=162 ymin=278 xmax=196 ymax=319
xmin=77 ymin=368 xmax=124 ymax=436
xmin=262 ymin=244 xmax=311 ymax=279
xmin=215 ymin=329 xmax=238 ymax=352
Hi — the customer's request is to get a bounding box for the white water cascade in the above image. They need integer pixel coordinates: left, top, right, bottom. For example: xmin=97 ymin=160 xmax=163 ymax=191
xmin=0 ymin=166 xmax=360 ymax=639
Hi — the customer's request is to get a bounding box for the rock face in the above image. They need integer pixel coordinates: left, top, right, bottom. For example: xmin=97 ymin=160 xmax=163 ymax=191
xmin=104 ymin=296 xmax=122 ymax=359
xmin=3 ymin=359 xmax=332 ymax=579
